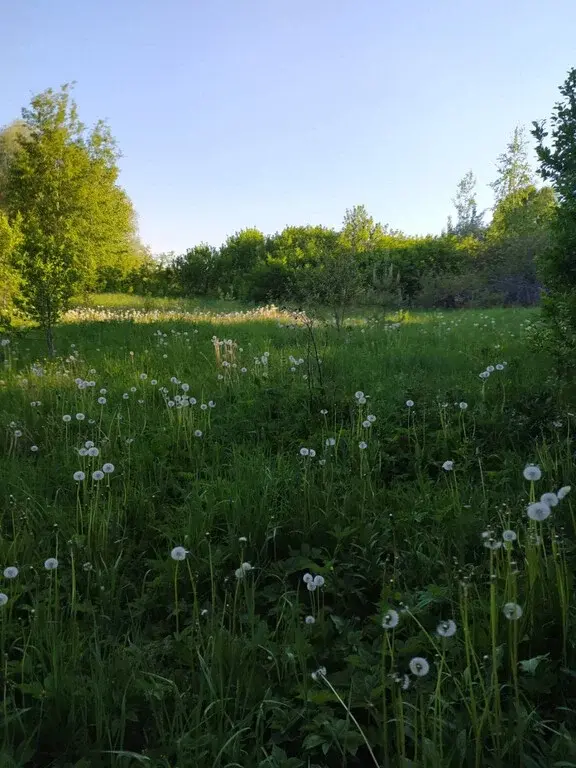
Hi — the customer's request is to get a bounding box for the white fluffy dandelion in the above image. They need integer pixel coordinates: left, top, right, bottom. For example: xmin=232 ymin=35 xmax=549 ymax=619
xmin=102 ymin=463 xmax=115 ymax=474
xmin=299 ymin=447 xmax=310 ymax=456
xmin=3 ymin=566 xmax=19 ymax=579
xmin=62 ymin=414 xmax=72 ymax=423
xmin=325 ymin=437 xmax=336 ymax=447
xmin=305 ymin=615 xmax=316 ymax=625
xmin=194 ymin=429 xmax=202 ymax=437
xmin=311 ymin=666 xmax=326 ymax=681
xmin=73 ymin=471 xmax=86 ymax=482
xmin=459 ymin=402 xmax=468 ymax=410
xmin=44 ymin=558 xmax=59 ymax=571
xmin=502 ymin=529 xmax=517 ymax=542
xmin=442 ymin=460 xmax=454 ymax=471
xmin=367 ymin=414 xmax=376 ymax=422
xmin=97 ymin=397 xmax=107 ymax=405
xmin=436 ymin=620 xmax=457 ymax=638
xmin=540 ymin=492 xmax=559 ymax=508
xmin=302 ymin=573 xmax=313 ymax=584
xmin=362 ymin=420 xmax=372 ymax=428
xmin=409 ymin=657 xmax=430 ymax=677
xmin=170 ymin=546 xmax=188 ymax=561
xmin=523 ymin=465 xmax=542 ymax=482
xmin=313 ymin=575 xmax=325 ymax=587
xmin=503 ymin=602 xmax=523 ymax=620
xmin=92 ymin=470 xmax=105 ymax=481
xmin=527 ymin=501 xmax=551 ymax=522
xmin=0 ymin=593 xmax=8 ymax=606
xmin=558 ymin=486 xmax=571 ymax=500
xmin=75 ymin=413 xmax=85 ymax=421
xmin=359 ymin=441 xmax=368 ymax=450
xmin=382 ymin=610 xmax=400 ymax=629
xmin=88 ymin=447 xmax=99 ymax=457
xmin=406 ymin=400 xmax=414 ymax=408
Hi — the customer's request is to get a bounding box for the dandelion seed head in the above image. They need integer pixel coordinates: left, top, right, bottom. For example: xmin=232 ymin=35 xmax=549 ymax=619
xmin=409 ymin=657 xmax=430 ymax=677
xmin=540 ymin=492 xmax=559 ymax=507
xmin=437 ymin=620 xmax=457 ymax=638
xmin=0 ymin=593 xmax=8 ymax=606
xmin=305 ymin=615 xmax=316 ymax=625
xmin=527 ymin=501 xmax=551 ymax=521
xmin=44 ymin=558 xmax=58 ymax=571
xmin=382 ymin=609 xmax=399 ymax=629
xmin=73 ymin=471 xmax=85 ymax=482
xmin=170 ymin=546 xmax=187 ymax=561
xmin=406 ymin=400 xmax=414 ymax=407
xmin=502 ymin=529 xmax=517 ymax=542
xmin=558 ymin=486 xmax=571 ymax=500
xmin=92 ymin=470 xmax=104 ymax=481
xmin=442 ymin=460 xmax=454 ymax=471
xmin=3 ymin=566 xmax=19 ymax=579
xmin=503 ymin=602 xmax=523 ymax=620
xmin=523 ymin=464 xmax=542 ymax=482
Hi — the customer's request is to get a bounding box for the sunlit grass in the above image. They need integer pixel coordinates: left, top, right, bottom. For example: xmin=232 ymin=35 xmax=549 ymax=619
xmin=0 ymin=298 xmax=573 ymax=768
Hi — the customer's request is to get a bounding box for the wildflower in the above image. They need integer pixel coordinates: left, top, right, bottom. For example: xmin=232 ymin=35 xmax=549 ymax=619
xmin=541 ymin=492 xmax=559 ymax=507
xmin=409 ymin=657 xmax=430 ymax=677
xmin=238 ymin=536 xmax=248 ymax=543
xmin=299 ymin=447 xmax=310 ymax=456
xmin=479 ymin=371 xmax=490 ymax=379
xmin=30 ymin=445 xmax=39 ymax=452
xmin=313 ymin=575 xmax=325 ymax=587
xmin=305 ymin=615 xmax=316 ymax=625
xmin=401 ymin=674 xmax=410 ymax=690
xmin=14 ymin=429 xmax=22 ymax=438
xmin=63 ymin=415 xmax=72 ymax=423
xmin=437 ymin=620 xmax=457 ymax=638
xmin=558 ymin=486 xmax=571 ymax=500
xmin=140 ymin=373 xmax=148 ymax=380
xmin=123 ymin=393 xmax=129 ymax=400
xmin=320 ymin=409 xmax=328 ymax=415
xmin=171 ymin=546 xmax=187 ymax=561
xmin=303 ymin=573 xmax=313 ymax=584
xmin=496 ymin=363 xmax=504 ymax=370
xmin=523 ymin=465 xmax=542 ymax=482
xmin=382 ymin=609 xmax=400 ymax=629
xmin=181 ymin=383 xmax=190 ymax=392
xmin=355 ymin=391 xmax=364 ymax=400
xmin=406 ymin=400 xmax=414 ymax=407
xmin=151 ymin=379 xmax=157 ymax=386
xmin=129 ymin=387 xmax=137 ymax=393
xmin=325 ymin=437 xmax=336 ymax=447
xmin=85 ymin=441 xmax=94 ymax=448
xmin=502 ymin=529 xmax=517 ymax=542
xmin=0 ymin=593 xmax=8 ymax=606
xmin=102 ymin=463 xmax=115 ymax=474
xmin=240 ymin=367 xmax=247 ymax=373
xmin=92 ymin=470 xmax=105 ymax=481
xmin=73 ymin=471 xmax=86 ymax=482
xmin=319 ymin=458 xmax=326 ymax=466
xmin=75 ymin=413 xmax=85 ymax=421
xmin=311 ymin=666 xmax=327 ymax=681
xmin=44 ymin=558 xmax=59 ymax=570
xmin=503 ymin=602 xmax=523 ymax=620
xmin=83 ymin=562 xmax=93 ymax=571
xmin=194 ymin=429 xmax=202 ymax=437
xmin=100 ymin=388 xmax=107 ymax=395
xmin=367 ymin=414 xmax=376 ymax=422
xmin=359 ymin=441 xmax=368 ymax=450
xmin=208 ymin=400 xmax=215 ymax=408
xmin=306 ymin=581 xmax=317 ymax=592
xmin=97 ymin=397 xmax=107 ymax=405
xmin=486 ymin=365 xmax=495 ymax=373
xmin=484 ymin=539 xmax=503 ymax=550
xmin=527 ymin=501 xmax=551 ymax=521
xmin=3 ymin=566 xmax=19 ymax=579
xmin=88 ymin=447 xmax=99 ymax=457
xmin=362 ymin=419 xmax=372 ymax=428
xmin=459 ymin=402 xmax=468 ymax=410
xmin=442 ymin=460 xmax=454 ymax=471
xmin=200 ymin=403 xmax=208 ymax=411
xmin=241 ymin=562 xmax=252 ymax=572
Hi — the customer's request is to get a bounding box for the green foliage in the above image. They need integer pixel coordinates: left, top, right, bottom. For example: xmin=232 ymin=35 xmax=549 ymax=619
xmin=490 ymin=125 xmax=534 ymax=203
xmin=0 ymin=210 xmax=22 ymax=327
xmin=532 ymin=67 xmax=576 ymax=373
xmin=0 ymin=301 xmax=573 ymax=767
xmin=447 ymin=170 xmax=486 ymax=238
xmin=4 ymin=84 xmax=138 ymax=353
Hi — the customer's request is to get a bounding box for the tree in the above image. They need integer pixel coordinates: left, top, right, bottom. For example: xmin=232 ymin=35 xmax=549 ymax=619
xmin=174 ymin=243 xmax=219 ymax=295
xmin=490 ymin=126 xmax=534 ymax=204
xmin=5 ymin=84 xmax=137 ymax=355
xmin=0 ymin=121 xmax=30 ymax=209
xmin=531 ymin=67 xmax=576 ymax=371
xmin=447 ymin=171 xmax=486 ymax=238
xmin=0 ymin=211 xmax=21 ymax=327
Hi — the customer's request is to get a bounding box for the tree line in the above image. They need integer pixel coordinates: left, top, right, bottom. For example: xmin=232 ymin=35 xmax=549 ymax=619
xmin=0 ymin=73 xmax=575 ymax=362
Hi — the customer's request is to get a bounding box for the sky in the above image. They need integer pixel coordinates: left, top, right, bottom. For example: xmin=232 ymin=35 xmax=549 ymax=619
xmin=2 ymin=0 xmax=576 ymax=255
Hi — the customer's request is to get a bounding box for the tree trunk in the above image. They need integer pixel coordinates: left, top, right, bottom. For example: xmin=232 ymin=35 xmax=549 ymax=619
xmin=46 ymin=323 xmax=56 ymax=358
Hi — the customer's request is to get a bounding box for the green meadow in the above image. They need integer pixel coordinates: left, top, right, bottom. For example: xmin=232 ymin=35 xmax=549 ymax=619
xmin=1 ymin=299 xmax=575 ymax=768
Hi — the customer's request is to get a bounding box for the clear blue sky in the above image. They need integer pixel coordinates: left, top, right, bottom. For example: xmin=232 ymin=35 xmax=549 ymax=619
xmin=2 ymin=0 xmax=576 ymax=254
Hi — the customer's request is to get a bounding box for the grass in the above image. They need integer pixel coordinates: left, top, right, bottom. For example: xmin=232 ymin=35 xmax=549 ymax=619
xmin=1 ymin=299 xmax=575 ymax=767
